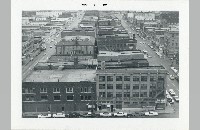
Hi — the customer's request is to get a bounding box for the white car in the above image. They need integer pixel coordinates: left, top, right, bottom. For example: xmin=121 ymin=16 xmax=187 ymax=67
xmin=173 ymin=96 xmax=179 ymax=102
xmin=52 ymin=113 xmax=65 ymax=118
xmin=114 ymin=112 xmax=127 ymax=117
xmin=99 ymin=112 xmax=112 ymax=117
xmin=147 ymin=55 xmax=152 ymax=58
xmin=169 ymin=89 xmax=176 ymax=96
xmin=144 ymin=111 xmax=158 ymax=116
xmin=170 ymin=75 xmax=175 ymax=80
xmin=38 ymin=114 xmax=51 ymax=118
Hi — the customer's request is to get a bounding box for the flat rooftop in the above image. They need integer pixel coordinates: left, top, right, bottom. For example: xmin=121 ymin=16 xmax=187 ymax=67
xmin=24 ymin=69 xmax=96 ymax=82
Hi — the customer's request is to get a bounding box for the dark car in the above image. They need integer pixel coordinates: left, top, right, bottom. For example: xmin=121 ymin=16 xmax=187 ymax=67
xmin=132 ymin=112 xmax=145 ymax=117
xmin=67 ymin=112 xmax=81 ymax=118
xmin=81 ymin=112 xmax=96 ymax=118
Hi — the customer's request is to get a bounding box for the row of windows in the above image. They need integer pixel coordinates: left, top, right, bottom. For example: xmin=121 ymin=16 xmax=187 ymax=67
xmin=99 ymin=76 xmax=164 ymax=82
xmin=24 ymin=95 xmax=93 ymax=101
xmin=23 ymin=87 xmax=92 ymax=94
xmin=99 ymin=92 xmax=149 ymax=98
xmin=99 ymin=83 xmax=157 ymax=90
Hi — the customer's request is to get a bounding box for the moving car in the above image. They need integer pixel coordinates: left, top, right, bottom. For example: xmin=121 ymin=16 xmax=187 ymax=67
xmin=144 ymin=111 xmax=158 ymax=116
xmin=52 ymin=113 xmax=65 ymax=118
xmin=114 ymin=112 xmax=127 ymax=117
xmin=99 ymin=112 xmax=112 ymax=117
xmin=173 ymin=96 xmax=179 ymax=102
xmin=38 ymin=114 xmax=51 ymax=118
xmin=170 ymin=75 xmax=175 ymax=80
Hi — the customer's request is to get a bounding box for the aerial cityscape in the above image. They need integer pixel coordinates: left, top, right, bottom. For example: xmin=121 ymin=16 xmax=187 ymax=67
xmin=22 ymin=10 xmax=179 ymax=118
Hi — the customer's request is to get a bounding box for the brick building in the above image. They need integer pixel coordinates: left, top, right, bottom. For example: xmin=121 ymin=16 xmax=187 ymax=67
xmin=22 ymin=69 xmax=97 ymax=114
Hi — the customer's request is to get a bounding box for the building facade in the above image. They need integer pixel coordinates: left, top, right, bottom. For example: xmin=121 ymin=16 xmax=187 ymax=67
xmin=96 ymin=66 xmax=167 ymax=111
xmin=22 ymin=82 xmax=96 ymax=113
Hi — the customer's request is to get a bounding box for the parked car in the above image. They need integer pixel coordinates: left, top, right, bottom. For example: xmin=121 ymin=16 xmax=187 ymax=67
xmin=169 ymin=89 xmax=176 ymax=96
xmin=66 ymin=112 xmax=81 ymax=118
xmin=50 ymin=46 xmax=52 ymax=48
xmin=114 ymin=112 xmax=127 ymax=117
xmin=132 ymin=112 xmax=144 ymax=117
xmin=147 ymin=55 xmax=152 ymax=58
xmin=144 ymin=111 xmax=158 ymax=116
xmin=52 ymin=113 xmax=65 ymax=118
xmin=173 ymin=96 xmax=179 ymax=102
xmin=82 ymin=112 xmax=95 ymax=118
xmin=99 ymin=112 xmax=112 ymax=117
xmin=169 ymin=98 xmax=175 ymax=104
xmin=38 ymin=114 xmax=51 ymax=118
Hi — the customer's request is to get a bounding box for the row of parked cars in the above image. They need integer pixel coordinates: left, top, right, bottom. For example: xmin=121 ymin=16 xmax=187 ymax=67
xmin=166 ymin=89 xmax=179 ymax=104
xmin=38 ymin=111 xmax=159 ymax=118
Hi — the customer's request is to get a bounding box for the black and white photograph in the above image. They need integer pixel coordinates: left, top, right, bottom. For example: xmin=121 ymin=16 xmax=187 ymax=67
xmin=22 ymin=10 xmax=179 ymax=118
xmin=11 ymin=0 xmax=189 ymax=130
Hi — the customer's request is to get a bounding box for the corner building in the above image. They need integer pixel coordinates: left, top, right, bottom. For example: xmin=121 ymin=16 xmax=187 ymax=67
xmin=96 ymin=66 xmax=167 ymax=111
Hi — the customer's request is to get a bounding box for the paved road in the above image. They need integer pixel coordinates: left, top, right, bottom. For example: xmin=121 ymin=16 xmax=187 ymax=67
xmin=22 ymin=11 xmax=85 ymax=80
xmin=116 ymin=14 xmax=179 ymax=118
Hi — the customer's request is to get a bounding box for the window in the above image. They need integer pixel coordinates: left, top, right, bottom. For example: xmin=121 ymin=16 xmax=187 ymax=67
xmin=133 ymin=84 xmax=139 ymax=90
xmin=158 ymin=76 xmax=164 ymax=81
xmin=132 ymin=92 xmax=139 ymax=97
xmin=124 ymin=76 xmax=130 ymax=81
xmin=40 ymin=88 xmax=47 ymax=93
xmin=150 ymin=76 xmax=157 ymax=81
xmin=140 ymin=92 xmax=147 ymax=97
xmin=66 ymin=87 xmax=73 ymax=93
xmin=99 ymin=76 xmax=105 ymax=82
xmin=150 ymin=83 xmax=156 ymax=89
xmin=67 ymin=95 xmax=74 ymax=101
xmin=41 ymin=95 xmax=48 ymax=101
xmin=53 ymin=88 xmax=60 ymax=93
xmin=99 ymin=92 xmax=106 ymax=97
xmin=133 ymin=102 xmax=138 ymax=104
xmin=133 ymin=76 xmax=140 ymax=81
xmin=124 ymin=92 xmax=130 ymax=97
xmin=88 ymin=96 xmax=91 ymax=100
xmin=141 ymin=84 xmax=147 ymax=90
xmin=124 ymin=102 xmax=130 ymax=105
xmin=81 ymin=95 xmax=84 ymax=100
xmin=141 ymin=76 xmax=147 ymax=81
xmin=84 ymin=87 xmax=88 ymax=92
xmin=54 ymin=96 xmax=61 ymax=101
xmin=176 ymin=43 xmax=178 ymax=46
xmin=80 ymin=87 xmax=83 ymax=92
xmin=99 ymin=84 xmax=105 ymax=89
xmin=116 ymin=84 xmax=122 ymax=89
xmin=116 ymin=92 xmax=122 ymax=97
xmin=107 ymin=76 xmax=113 ymax=81
xmin=107 ymin=92 xmax=113 ymax=97
xmin=107 ymin=84 xmax=113 ymax=89
xmin=116 ymin=76 xmax=122 ymax=81
xmin=124 ymin=84 xmax=130 ymax=89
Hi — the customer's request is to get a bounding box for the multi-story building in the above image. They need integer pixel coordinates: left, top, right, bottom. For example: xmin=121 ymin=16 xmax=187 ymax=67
xmin=61 ymin=28 xmax=96 ymax=38
xmin=55 ymin=36 xmax=96 ymax=57
xmin=36 ymin=10 xmax=63 ymax=17
xmin=22 ymin=69 xmax=97 ymax=114
xmin=164 ymin=28 xmax=179 ymax=58
xmin=96 ymin=66 xmax=167 ymax=111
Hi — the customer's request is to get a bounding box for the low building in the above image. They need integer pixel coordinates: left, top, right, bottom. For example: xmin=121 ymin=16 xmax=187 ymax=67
xmin=61 ymin=28 xmax=96 ymax=38
xmin=96 ymin=66 xmax=167 ymax=111
xmin=22 ymin=69 xmax=97 ymax=113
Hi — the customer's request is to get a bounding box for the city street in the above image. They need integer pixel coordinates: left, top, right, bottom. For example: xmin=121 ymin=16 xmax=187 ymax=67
xmin=22 ymin=11 xmax=84 ymax=80
xmin=116 ymin=14 xmax=179 ymax=117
